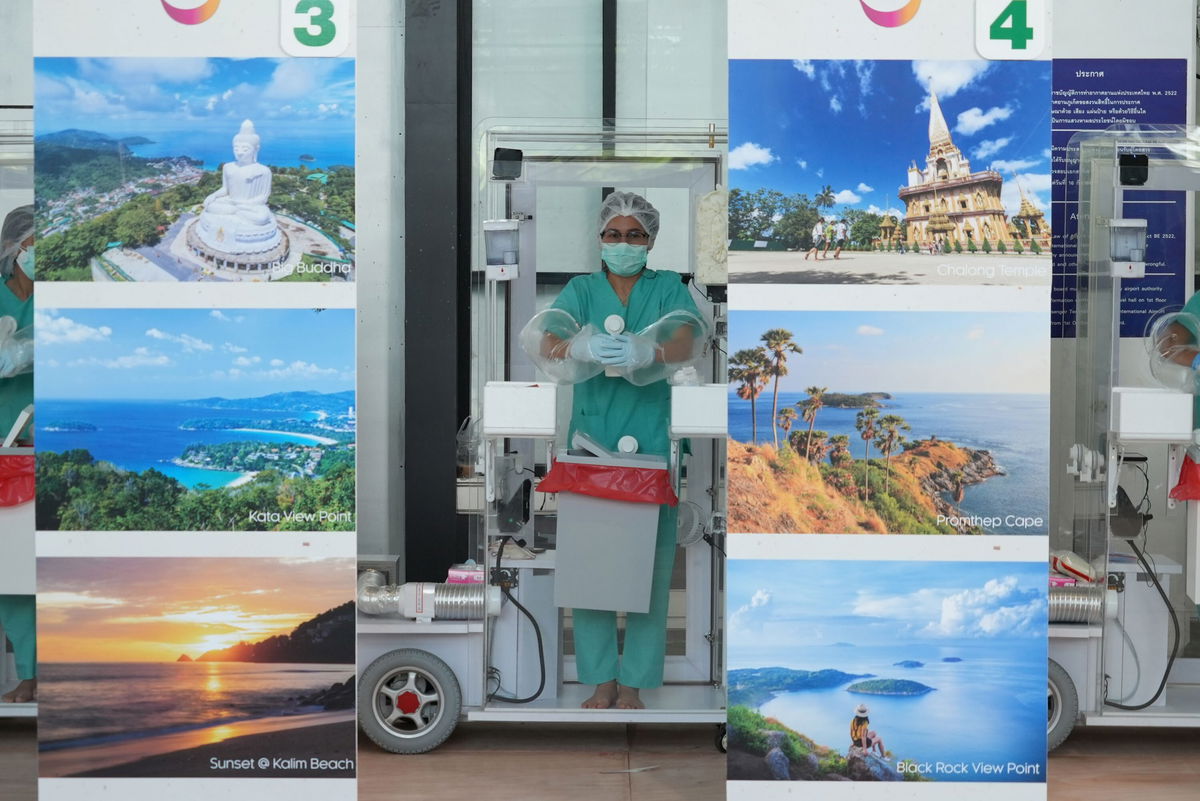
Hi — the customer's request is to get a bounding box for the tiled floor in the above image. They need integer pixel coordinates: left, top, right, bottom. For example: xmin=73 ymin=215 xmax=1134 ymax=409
xmin=358 ymin=723 xmax=726 ymax=801
xmin=1047 ymin=725 xmax=1200 ymax=800
xmin=0 ymin=718 xmax=36 ymax=801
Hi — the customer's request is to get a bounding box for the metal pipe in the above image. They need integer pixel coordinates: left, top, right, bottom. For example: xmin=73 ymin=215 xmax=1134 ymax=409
xmin=357 ymin=569 xmax=501 ymax=621
xmin=1049 ymin=584 xmax=1115 ymax=624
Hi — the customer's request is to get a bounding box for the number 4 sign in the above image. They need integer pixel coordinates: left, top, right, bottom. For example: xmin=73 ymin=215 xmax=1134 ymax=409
xmin=281 ymin=0 xmax=351 ymax=56
xmin=976 ymin=0 xmax=1048 ymax=59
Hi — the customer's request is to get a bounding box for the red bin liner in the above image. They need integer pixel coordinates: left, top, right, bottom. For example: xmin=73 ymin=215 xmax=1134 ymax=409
xmin=539 ymin=459 xmax=677 ymax=507
xmin=1170 ymin=453 xmax=1200 ymax=501
xmin=0 ymin=454 xmax=35 ymax=507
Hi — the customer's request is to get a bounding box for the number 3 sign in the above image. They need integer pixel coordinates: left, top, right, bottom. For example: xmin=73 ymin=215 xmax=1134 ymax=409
xmin=976 ymin=0 xmax=1048 ymax=59
xmin=282 ymin=0 xmax=350 ymax=56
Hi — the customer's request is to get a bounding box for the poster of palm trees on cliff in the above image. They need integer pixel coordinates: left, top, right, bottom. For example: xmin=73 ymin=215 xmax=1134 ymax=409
xmin=37 ymin=557 xmax=356 ymax=779
xmin=728 ymin=309 xmax=1048 ymax=534
xmin=727 ymin=559 xmax=1047 ymax=783
xmin=34 ymin=308 xmax=355 ymax=532
xmin=728 ymin=59 xmax=1050 ymax=286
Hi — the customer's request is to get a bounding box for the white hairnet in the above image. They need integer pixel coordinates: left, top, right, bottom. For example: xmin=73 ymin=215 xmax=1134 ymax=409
xmin=1 ymin=205 xmax=34 ymax=279
xmin=598 ymin=191 xmax=660 ymax=241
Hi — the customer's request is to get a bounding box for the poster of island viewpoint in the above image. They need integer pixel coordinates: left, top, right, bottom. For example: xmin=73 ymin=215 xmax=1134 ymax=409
xmin=727 ymin=307 xmax=1048 ymax=535
xmin=727 ymin=558 xmax=1047 ymax=784
xmin=728 ymin=58 xmax=1050 ymax=287
xmin=36 ymin=557 xmax=356 ymax=778
xmin=34 ymin=308 xmax=356 ymax=531
xmin=33 ymin=57 xmax=356 ymax=282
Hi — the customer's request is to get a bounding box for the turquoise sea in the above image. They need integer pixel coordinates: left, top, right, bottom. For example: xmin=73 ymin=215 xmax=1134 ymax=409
xmin=37 ymin=399 xmax=331 ymax=489
xmin=740 ymin=642 xmax=1047 ymax=782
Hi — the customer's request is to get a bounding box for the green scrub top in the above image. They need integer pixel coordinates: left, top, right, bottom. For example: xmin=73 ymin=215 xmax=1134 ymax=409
xmin=0 ymin=276 xmax=33 ymax=437
xmin=551 ymin=268 xmax=700 ymax=458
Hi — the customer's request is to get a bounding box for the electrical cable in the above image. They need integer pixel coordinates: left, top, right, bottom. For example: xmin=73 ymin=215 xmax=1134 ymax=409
xmin=487 ymin=535 xmax=547 ymax=704
xmin=1107 ymin=617 xmax=1142 ymax=704
xmin=1104 ymin=537 xmax=1181 ymax=710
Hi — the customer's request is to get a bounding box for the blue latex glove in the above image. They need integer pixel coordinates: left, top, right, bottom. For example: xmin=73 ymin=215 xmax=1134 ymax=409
xmin=599 ymin=332 xmax=656 ymax=370
xmin=568 ymin=331 xmax=623 ymax=363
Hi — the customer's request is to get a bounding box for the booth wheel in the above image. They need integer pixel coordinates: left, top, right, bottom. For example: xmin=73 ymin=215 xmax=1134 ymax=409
xmin=359 ymin=648 xmax=462 ymax=754
xmin=716 ymin=723 xmax=727 ymax=753
xmin=1047 ymin=658 xmax=1078 ymax=751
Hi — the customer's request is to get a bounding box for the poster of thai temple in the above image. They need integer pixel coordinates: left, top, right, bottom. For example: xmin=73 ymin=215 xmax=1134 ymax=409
xmin=728 ymin=59 xmax=1050 ymax=286
xmin=33 ymin=58 xmax=356 ymax=282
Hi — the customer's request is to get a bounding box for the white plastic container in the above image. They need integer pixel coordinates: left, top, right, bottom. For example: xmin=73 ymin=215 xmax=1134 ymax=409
xmin=483 ymin=381 xmax=558 ymax=437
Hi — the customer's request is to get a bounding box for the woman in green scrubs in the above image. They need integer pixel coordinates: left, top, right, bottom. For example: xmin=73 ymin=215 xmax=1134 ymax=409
xmin=0 ymin=205 xmax=34 ymax=440
xmin=545 ymin=192 xmax=702 ymax=710
xmin=0 ymin=206 xmax=35 ymax=704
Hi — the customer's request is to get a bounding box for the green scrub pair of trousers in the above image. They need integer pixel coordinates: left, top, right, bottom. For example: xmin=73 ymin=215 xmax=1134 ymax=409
xmin=573 ymin=504 xmax=676 ymax=689
xmin=0 ymin=595 xmax=35 ymax=680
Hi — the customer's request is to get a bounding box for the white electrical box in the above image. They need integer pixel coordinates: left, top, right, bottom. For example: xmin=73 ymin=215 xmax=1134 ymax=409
xmin=1111 ymin=386 xmax=1193 ymax=441
xmin=482 ymin=381 xmax=558 ymax=437
xmin=670 ymin=384 xmax=727 ymax=437
xmin=1108 ymin=218 xmax=1147 ymax=278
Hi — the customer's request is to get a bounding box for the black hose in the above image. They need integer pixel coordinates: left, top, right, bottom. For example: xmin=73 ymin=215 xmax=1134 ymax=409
xmin=1104 ymin=538 xmax=1181 ymax=710
xmin=488 ymin=535 xmax=547 ymax=704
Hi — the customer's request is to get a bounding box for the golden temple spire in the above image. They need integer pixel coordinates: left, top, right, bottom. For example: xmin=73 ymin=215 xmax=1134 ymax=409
xmin=928 ymin=92 xmax=954 ymax=150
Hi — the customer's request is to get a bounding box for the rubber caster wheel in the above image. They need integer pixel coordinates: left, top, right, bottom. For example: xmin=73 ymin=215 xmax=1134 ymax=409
xmin=716 ymin=723 xmax=727 ymax=753
xmin=358 ymin=648 xmax=462 ymax=754
xmin=1048 ymin=658 xmax=1078 ymax=751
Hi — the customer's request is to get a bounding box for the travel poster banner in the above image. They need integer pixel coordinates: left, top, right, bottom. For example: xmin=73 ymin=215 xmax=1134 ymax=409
xmin=33 ymin=3 xmax=359 ymax=799
xmin=727 ymin=2 xmax=1049 ymax=799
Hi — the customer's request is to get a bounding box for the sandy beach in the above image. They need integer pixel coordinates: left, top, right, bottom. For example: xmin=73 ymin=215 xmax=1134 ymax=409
xmin=226 ymin=471 xmax=260 ymax=488
xmin=40 ymin=710 xmax=356 ymax=778
xmin=229 ymin=428 xmax=339 ymax=446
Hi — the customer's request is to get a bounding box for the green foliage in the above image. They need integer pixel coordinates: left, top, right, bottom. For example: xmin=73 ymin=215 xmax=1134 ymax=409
xmin=982 ymin=238 xmax=992 ymax=253
xmin=998 ymin=239 xmax=1007 ymax=253
xmin=1031 ymin=238 xmax=1042 ymax=254
xmin=966 ymin=238 xmax=977 ymax=253
xmin=727 ymin=705 xmax=814 ymax=763
xmin=1014 ymin=239 xmax=1024 ymax=254
xmin=953 ymin=239 xmax=963 ymax=254
xmin=36 ymin=450 xmax=355 ymax=531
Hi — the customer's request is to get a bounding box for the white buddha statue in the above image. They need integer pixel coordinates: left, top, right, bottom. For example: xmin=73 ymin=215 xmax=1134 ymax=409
xmin=194 ymin=119 xmax=282 ymax=254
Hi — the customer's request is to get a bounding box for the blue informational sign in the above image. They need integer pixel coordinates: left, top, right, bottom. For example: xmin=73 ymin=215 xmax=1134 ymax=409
xmin=1051 ymin=58 xmax=1189 ymax=338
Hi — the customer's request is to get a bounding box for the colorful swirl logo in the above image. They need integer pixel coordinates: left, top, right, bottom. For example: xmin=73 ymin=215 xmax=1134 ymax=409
xmin=161 ymin=0 xmax=221 ymax=25
xmin=859 ymin=0 xmax=921 ymax=28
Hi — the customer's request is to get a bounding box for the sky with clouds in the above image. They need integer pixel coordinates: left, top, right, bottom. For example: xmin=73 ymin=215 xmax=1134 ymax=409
xmin=729 ymin=310 xmax=1048 ymax=394
xmin=728 ymin=560 xmax=1047 ymax=657
xmin=36 ymin=308 xmax=355 ymax=400
xmin=730 ymin=59 xmax=1051 ymax=219
xmin=35 ymin=58 xmax=354 ymax=161
xmin=38 ymin=557 xmax=354 ymax=662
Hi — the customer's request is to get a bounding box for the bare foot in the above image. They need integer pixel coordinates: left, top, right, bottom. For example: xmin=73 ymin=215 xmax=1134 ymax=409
xmin=1 ymin=678 xmax=36 ymax=703
xmin=581 ymin=680 xmax=617 ymax=709
xmin=615 ymin=684 xmax=644 ymax=710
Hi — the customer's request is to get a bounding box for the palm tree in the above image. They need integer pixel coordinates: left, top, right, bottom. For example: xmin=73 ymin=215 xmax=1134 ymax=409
xmin=815 ymin=185 xmax=836 ymax=210
xmin=761 ymin=329 xmax=802 ymax=448
xmin=873 ymin=414 xmax=912 ymax=495
xmin=777 ymin=407 xmax=798 ymax=452
xmin=829 ymin=434 xmax=852 ymax=468
xmin=855 ymin=406 xmax=880 ymax=502
xmin=798 ymin=385 xmax=827 ymax=461
xmin=729 ymin=347 xmax=770 ymax=443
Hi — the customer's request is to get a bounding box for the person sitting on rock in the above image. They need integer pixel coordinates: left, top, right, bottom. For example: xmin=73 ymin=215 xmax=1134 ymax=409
xmin=850 ymin=703 xmax=886 ymax=758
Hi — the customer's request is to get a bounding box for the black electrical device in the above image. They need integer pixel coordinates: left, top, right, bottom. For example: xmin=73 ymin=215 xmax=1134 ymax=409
xmin=1118 ymin=153 xmax=1149 ymax=186
xmin=492 ymin=147 xmax=524 ymax=181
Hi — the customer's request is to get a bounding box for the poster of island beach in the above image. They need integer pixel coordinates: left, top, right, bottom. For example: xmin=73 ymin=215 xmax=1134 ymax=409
xmin=727 ymin=559 xmax=1047 ymax=783
xmin=36 ymin=556 xmax=355 ymax=779
xmin=34 ymin=57 xmax=355 ymax=282
xmin=34 ymin=308 xmax=355 ymax=531
xmin=728 ymin=308 xmax=1048 ymax=534
xmin=728 ymin=59 xmax=1050 ymax=286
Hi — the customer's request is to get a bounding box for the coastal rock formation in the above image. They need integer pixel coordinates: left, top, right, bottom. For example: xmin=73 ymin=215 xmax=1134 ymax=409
xmin=728 ymin=437 xmax=1003 ymax=534
xmin=846 ymin=678 xmax=936 ymax=696
xmin=846 ymin=747 xmax=903 ymax=781
xmin=298 ymin=677 xmax=355 ymax=710
xmin=893 ymin=660 xmax=923 ymax=668
xmin=197 ymin=601 xmax=354 ymax=664
xmin=729 ymin=667 xmax=873 ymax=707
xmin=176 ymin=654 xmax=193 ymax=662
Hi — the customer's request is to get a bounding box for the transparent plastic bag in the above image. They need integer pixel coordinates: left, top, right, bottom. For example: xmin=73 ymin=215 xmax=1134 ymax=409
xmin=619 ymin=309 xmax=712 ymax=387
xmin=518 ymin=309 xmax=606 ymax=385
xmin=1146 ymin=310 xmax=1200 ymax=393
xmin=0 ymin=318 xmax=32 ymax=378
